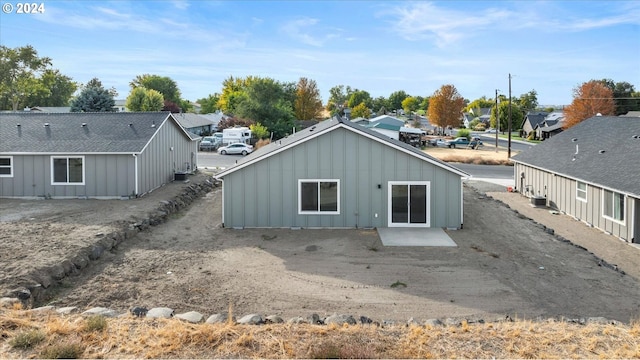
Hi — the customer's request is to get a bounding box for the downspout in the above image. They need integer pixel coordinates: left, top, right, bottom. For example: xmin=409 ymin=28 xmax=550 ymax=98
xmin=132 ymin=154 xmax=139 ymax=196
xmin=221 ymin=179 xmax=225 ymax=227
xmin=460 ymin=178 xmax=464 ymax=229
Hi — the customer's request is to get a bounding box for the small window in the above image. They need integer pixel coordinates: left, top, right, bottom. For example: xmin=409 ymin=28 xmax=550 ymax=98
xmin=298 ymin=179 xmax=339 ymax=214
xmin=576 ymin=181 xmax=587 ymax=202
xmin=51 ymin=156 xmax=84 ymax=185
xmin=603 ymin=189 xmax=624 ymax=222
xmin=0 ymin=156 xmax=13 ymax=177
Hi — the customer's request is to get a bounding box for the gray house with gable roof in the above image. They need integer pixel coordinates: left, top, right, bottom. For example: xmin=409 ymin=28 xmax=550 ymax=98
xmin=0 ymin=112 xmax=199 ymax=199
xmin=512 ymin=115 xmax=640 ymax=243
xmin=215 ymin=117 xmax=468 ymax=229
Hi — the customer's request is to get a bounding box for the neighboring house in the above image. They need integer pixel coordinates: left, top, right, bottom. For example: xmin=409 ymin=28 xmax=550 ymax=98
xmin=215 ymin=116 xmax=468 ymax=229
xmin=462 ymin=108 xmax=491 ymax=129
xmin=365 ymin=115 xmax=406 ymax=140
xmin=200 ymin=111 xmax=227 ymax=131
xmin=29 ymin=106 xmax=71 ymax=113
xmin=534 ymin=119 xmax=564 ymax=140
xmin=173 ymin=113 xmax=216 ymax=136
xmin=0 ymin=112 xmax=199 ymax=199
xmin=521 ymin=112 xmax=549 ymax=139
xmin=350 ymin=117 xmax=369 ymax=126
xmin=113 ymin=99 xmax=127 ymax=112
xmin=367 ymin=122 xmax=401 ymax=140
xmin=511 ymin=115 xmax=640 ymax=243
xmin=190 ymin=102 xmax=202 ymax=114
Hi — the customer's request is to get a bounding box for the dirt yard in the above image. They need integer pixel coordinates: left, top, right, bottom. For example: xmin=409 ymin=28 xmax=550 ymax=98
xmin=1 ymin=143 xmax=638 ymax=323
xmin=2 ymin=168 xmax=640 ymax=323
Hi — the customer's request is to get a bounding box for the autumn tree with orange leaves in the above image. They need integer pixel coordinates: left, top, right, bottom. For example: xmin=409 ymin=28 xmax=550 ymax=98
xmin=427 ymin=84 xmax=466 ymax=130
xmin=563 ymin=80 xmax=615 ymax=129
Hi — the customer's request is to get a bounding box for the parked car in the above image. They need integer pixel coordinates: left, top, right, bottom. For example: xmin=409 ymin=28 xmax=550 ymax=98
xmin=485 ymin=128 xmax=497 ymax=134
xmin=218 ymin=143 xmax=253 ymax=155
xmin=435 ymin=138 xmax=449 ymax=147
xmin=199 ymin=140 xmax=218 ymax=151
xmin=447 ymin=137 xmax=483 ymax=149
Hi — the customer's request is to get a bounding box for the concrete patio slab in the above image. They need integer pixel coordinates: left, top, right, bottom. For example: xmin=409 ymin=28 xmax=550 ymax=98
xmin=377 ymin=227 xmax=457 ymax=247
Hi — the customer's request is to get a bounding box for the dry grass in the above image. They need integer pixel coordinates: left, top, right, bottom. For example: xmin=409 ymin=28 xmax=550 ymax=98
xmin=2 ymin=307 xmax=640 ymax=358
xmin=424 ymin=146 xmax=515 ymax=165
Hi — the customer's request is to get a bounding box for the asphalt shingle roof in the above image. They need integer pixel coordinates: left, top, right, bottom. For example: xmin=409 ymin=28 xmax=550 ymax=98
xmin=172 ymin=113 xmax=215 ymax=129
xmin=511 ymin=115 xmax=640 ymax=197
xmin=216 ymin=116 xmax=468 ymax=178
xmin=0 ymin=112 xmax=192 ymax=153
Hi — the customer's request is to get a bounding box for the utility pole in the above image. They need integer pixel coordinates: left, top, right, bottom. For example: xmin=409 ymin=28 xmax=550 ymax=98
xmin=495 ymin=89 xmax=499 ymax=152
xmin=508 ymin=73 xmax=512 ymax=159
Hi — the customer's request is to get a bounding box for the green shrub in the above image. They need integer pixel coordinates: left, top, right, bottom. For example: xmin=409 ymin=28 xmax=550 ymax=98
xmin=456 ymin=128 xmax=471 ymax=139
xmin=9 ymin=329 xmax=46 ymax=349
xmin=41 ymin=342 xmax=85 ymax=359
xmin=84 ymin=315 xmax=108 ymax=332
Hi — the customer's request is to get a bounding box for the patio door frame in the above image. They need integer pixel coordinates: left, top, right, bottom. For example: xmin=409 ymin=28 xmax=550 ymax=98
xmin=387 ymin=181 xmax=431 ymax=228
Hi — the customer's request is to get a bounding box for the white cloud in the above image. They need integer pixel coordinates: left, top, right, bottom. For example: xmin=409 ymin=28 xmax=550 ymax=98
xmin=171 ymin=0 xmax=190 ymax=10
xmin=280 ymin=17 xmax=342 ymax=47
xmin=379 ymin=1 xmax=640 ymax=47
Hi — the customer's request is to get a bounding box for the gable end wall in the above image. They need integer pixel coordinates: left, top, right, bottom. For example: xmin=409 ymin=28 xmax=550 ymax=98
xmin=222 ymin=128 xmax=462 ymax=228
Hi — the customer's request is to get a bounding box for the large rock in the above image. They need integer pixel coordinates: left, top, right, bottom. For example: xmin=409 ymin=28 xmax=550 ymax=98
xmin=264 ymin=315 xmax=284 ymax=324
xmin=175 ymin=311 xmax=204 ymax=323
xmin=146 ymin=307 xmax=174 ymax=319
xmin=237 ymin=314 xmax=263 ymax=325
xmin=424 ymin=319 xmax=443 ymax=326
xmin=130 ymin=307 xmax=148 ymax=317
xmin=82 ymin=307 xmax=118 ymax=317
xmin=206 ymin=313 xmax=235 ymax=324
xmin=287 ymin=316 xmax=307 ymax=324
xmin=324 ymin=314 xmax=357 ymax=326
xmin=0 ymin=297 xmax=21 ymax=308
xmin=56 ymin=306 xmax=79 ymax=315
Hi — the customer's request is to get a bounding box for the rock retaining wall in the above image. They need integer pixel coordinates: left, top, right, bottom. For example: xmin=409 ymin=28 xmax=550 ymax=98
xmin=4 ymin=175 xmax=218 ymax=307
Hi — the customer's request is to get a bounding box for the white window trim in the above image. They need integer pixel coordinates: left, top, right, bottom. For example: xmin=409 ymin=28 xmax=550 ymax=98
xmin=51 ymin=156 xmax=85 ymax=185
xmin=601 ymin=189 xmax=625 ymax=225
xmin=0 ymin=156 xmax=13 ymax=177
xmin=576 ymin=181 xmax=587 ymax=202
xmin=298 ymin=179 xmax=340 ymax=215
xmin=388 ymin=181 xmax=431 ymax=228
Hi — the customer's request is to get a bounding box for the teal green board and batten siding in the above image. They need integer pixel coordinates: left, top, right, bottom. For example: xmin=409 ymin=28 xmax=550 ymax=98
xmin=222 ymin=127 xmax=462 ymax=229
xmin=0 ymin=154 xmax=134 ymax=198
xmin=515 ymin=162 xmax=635 ymax=242
xmin=136 ymin=117 xmax=198 ymax=196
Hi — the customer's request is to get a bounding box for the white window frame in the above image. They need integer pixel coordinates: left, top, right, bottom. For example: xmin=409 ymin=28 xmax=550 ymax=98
xmin=576 ymin=181 xmax=587 ymax=202
xmin=298 ymin=179 xmax=340 ymax=215
xmin=51 ymin=156 xmax=85 ymax=185
xmin=0 ymin=156 xmax=13 ymax=177
xmin=602 ymin=189 xmax=625 ymax=224
xmin=388 ymin=181 xmax=431 ymax=228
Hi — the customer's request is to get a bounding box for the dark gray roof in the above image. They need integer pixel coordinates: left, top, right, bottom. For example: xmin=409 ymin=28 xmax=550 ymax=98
xmin=172 ymin=113 xmax=215 ymax=129
xmin=0 ymin=112 xmax=195 ymax=153
xmin=512 ymin=116 xmax=640 ymax=197
xmin=216 ymin=116 xmax=468 ymax=178
xmin=524 ymin=112 xmax=548 ymax=129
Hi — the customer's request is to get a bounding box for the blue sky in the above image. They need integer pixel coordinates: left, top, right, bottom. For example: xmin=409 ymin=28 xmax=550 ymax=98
xmin=1 ymin=0 xmax=639 ymax=107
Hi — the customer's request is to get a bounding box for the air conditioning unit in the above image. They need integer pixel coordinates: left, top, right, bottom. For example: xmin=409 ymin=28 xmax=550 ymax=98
xmin=531 ymin=196 xmax=546 ymax=206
